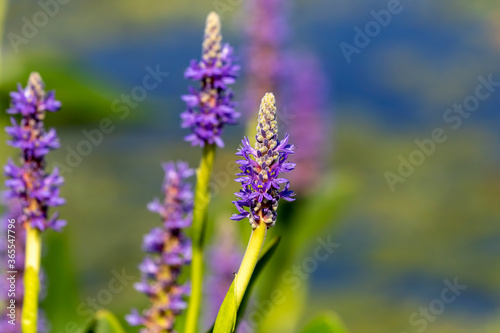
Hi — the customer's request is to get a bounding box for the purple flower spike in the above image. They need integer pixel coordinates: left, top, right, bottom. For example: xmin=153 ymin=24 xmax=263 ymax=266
xmin=180 ymin=11 xmax=240 ymax=148
xmin=285 ymin=53 xmax=330 ymax=195
xmin=231 ymin=93 xmax=295 ymax=229
xmin=127 ymin=162 xmax=194 ymax=332
xmin=243 ymin=0 xmax=288 ymax=120
xmin=3 ymin=73 xmax=65 ymax=232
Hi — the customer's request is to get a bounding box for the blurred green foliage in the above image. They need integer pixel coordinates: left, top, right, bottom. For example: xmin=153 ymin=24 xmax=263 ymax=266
xmin=299 ymin=312 xmax=349 ymax=333
xmin=83 ymin=310 xmax=126 ymax=333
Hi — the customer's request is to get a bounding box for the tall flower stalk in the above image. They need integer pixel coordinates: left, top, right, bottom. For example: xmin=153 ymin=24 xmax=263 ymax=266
xmin=126 ymin=162 xmax=193 ymax=332
xmin=181 ymin=11 xmax=239 ymax=333
xmin=214 ymin=93 xmax=295 ymax=331
xmin=3 ymin=73 xmax=65 ymax=333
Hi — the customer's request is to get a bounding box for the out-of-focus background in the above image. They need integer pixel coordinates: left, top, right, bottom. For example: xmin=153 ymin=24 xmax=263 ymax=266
xmin=0 ymin=1 xmax=499 ymax=332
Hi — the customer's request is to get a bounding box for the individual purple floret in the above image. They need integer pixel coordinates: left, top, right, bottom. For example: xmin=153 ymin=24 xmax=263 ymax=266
xmin=285 ymin=52 xmax=330 ymax=195
xmin=3 ymin=72 xmax=65 ymax=232
xmin=231 ymin=93 xmax=295 ymax=228
xmin=127 ymin=162 xmax=194 ymax=332
xmin=0 ymin=198 xmax=48 ymax=333
xmin=243 ymin=0 xmax=288 ymax=120
xmin=181 ymin=11 xmax=240 ymax=148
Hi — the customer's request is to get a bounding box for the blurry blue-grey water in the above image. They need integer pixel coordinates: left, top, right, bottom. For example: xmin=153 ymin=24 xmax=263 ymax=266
xmin=1 ymin=1 xmax=500 ymax=332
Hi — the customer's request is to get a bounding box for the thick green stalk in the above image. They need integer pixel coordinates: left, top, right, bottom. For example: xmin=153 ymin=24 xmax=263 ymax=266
xmin=22 ymin=225 xmax=42 ymax=333
xmin=234 ymin=223 xmax=267 ymax=307
xmin=213 ymin=223 xmax=268 ymax=333
xmin=185 ymin=144 xmax=216 ymax=333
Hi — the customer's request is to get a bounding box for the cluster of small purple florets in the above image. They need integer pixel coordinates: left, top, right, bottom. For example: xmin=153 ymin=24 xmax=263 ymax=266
xmin=231 ymin=93 xmax=295 ymax=229
xmin=181 ymin=12 xmax=240 ymax=148
xmin=127 ymin=162 xmax=193 ymax=332
xmin=3 ymin=73 xmax=65 ymax=232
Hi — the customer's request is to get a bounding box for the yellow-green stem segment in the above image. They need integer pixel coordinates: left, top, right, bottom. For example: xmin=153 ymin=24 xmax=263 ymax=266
xmin=22 ymin=225 xmax=42 ymax=333
xmin=185 ymin=144 xmax=216 ymax=333
xmin=234 ymin=223 xmax=267 ymax=307
xmin=213 ymin=222 xmax=268 ymax=333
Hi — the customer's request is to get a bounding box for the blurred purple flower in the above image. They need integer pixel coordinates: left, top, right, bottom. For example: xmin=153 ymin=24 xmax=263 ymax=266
xmin=285 ymin=52 xmax=330 ymax=194
xmin=204 ymin=223 xmax=243 ymax=328
xmin=0 ymin=198 xmax=48 ymax=332
xmin=181 ymin=12 xmax=240 ymax=148
xmin=3 ymin=72 xmax=65 ymax=232
xmin=127 ymin=162 xmax=194 ymax=332
xmin=231 ymin=93 xmax=295 ymax=229
xmin=243 ymin=0 xmax=288 ymax=119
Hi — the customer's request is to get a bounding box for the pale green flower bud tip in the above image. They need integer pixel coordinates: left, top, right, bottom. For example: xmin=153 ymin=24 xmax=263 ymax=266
xmin=202 ymin=12 xmax=222 ymax=65
xmin=256 ymin=92 xmax=278 ymax=155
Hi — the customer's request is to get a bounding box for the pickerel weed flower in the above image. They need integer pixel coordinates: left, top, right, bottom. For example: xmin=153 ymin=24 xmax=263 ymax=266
xmin=0 ymin=198 xmax=48 ymax=333
xmin=231 ymin=93 xmax=295 ymax=228
xmin=127 ymin=162 xmax=194 ymax=332
xmin=285 ymin=53 xmax=330 ymax=195
xmin=181 ymin=11 xmax=240 ymax=148
xmin=3 ymin=72 xmax=65 ymax=231
xmin=243 ymin=0 xmax=287 ymax=119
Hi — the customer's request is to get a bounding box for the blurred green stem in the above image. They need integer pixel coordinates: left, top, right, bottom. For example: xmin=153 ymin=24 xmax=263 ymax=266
xmin=0 ymin=0 xmax=8 ymax=83
xmin=22 ymin=225 xmax=42 ymax=333
xmin=185 ymin=144 xmax=216 ymax=333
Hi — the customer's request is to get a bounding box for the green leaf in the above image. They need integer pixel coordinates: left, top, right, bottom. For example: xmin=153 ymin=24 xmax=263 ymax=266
xmin=209 ymin=237 xmax=281 ymax=333
xmin=82 ymin=310 xmax=126 ymax=333
xmin=300 ymin=312 xmax=350 ymax=333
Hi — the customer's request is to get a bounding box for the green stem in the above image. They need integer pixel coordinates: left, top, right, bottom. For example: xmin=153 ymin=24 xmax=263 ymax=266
xmin=234 ymin=223 xmax=267 ymax=307
xmin=185 ymin=144 xmax=216 ymax=333
xmin=22 ymin=225 xmax=42 ymax=333
xmin=213 ymin=223 xmax=268 ymax=333
xmin=0 ymin=0 xmax=8 ymax=84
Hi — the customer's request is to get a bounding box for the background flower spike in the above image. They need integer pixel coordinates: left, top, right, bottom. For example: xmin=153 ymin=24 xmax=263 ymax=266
xmin=184 ymin=11 xmax=240 ymax=333
xmin=126 ymin=162 xmax=193 ymax=332
xmin=181 ymin=11 xmax=240 ymax=148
